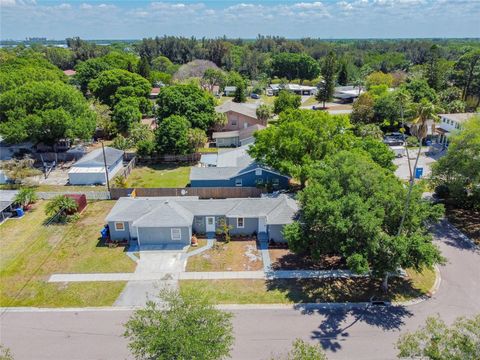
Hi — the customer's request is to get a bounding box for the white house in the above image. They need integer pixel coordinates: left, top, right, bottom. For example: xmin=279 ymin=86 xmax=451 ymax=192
xmin=68 ymin=147 xmax=124 ymax=185
xmin=436 ymin=113 xmax=476 ymax=146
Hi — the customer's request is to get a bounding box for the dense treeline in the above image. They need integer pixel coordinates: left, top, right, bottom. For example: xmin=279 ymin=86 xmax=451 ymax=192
xmin=0 ymin=36 xmax=478 ymax=149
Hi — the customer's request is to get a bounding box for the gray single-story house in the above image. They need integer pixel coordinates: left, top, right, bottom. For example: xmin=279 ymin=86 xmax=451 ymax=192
xmin=192 ymin=145 xmax=290 ymax=189
xmin=212 ymin=124 xmax=265 ymax=148
xmin=68 ymin=147 xmax=124 ymax=185
xmin=105 ymin=194 xmax=298 ymax=247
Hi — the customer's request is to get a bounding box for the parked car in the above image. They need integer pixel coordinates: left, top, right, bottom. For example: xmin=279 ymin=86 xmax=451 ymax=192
xmin=250 ymin=93 xmax=260 ymax=99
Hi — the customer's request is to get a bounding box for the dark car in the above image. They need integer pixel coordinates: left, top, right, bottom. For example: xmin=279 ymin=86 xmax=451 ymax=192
xmin=250 ymin=93 xmax=260 ymax=99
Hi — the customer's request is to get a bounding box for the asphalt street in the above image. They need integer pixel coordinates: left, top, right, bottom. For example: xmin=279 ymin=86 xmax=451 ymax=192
xmin=1 ymin=220 xmax=479 ymax=360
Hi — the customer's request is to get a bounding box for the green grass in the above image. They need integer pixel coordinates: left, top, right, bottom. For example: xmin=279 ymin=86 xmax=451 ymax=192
xmin=216 ymin=96 xmax=233 ymax=105
xmin=0 ymin=184 xmax=108 ymax=192
xmin=179 ymin=268 xmax=436 ymax=304
xmin=126 ymin=164 xmax=191 ymax=188
xmin=197 ymin=147 xmax=218 ymax=153
xmin=246 ymin=94 xmax=275 ymax=105
xmin=0 ymin=200 xmax=135 ymax=307
xmin=302 ymin=96 xmax=318 ymax=107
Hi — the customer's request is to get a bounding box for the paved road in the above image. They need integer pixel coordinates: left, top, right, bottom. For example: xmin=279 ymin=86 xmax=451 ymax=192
xmin=1 ymin=221 xmax=479 ymax=360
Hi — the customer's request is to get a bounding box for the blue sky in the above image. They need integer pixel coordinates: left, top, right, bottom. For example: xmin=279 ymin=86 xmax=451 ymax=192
xmin=1 ymin=0 xmax=479 ymax=40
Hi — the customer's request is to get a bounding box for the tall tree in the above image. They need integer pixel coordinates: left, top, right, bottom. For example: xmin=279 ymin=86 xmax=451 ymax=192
xmin=156 ymin=84 xmax=216 ymax=131
xmin=124 ymin=289 xmax=234 ymax=360
xmin=255 ymin=104 xmax=272 ymax=125
xmin=397 ymin=99 xmax=442 ymax=236
xmin=136 ymin=56 xmax=151 ymax=79
xmin=337 ymin=61 xmax=349 ymax=86
xmin=284 ymin=150 xmax=443 ymax=291
xmin=233 ymin=81 xmax=246 ymax=103
xmin=273 ymin=90 xmax=301 ymax=114
xmin=155 ymin=115 xmax=192 ymax=155
xmin=316 ymin=51 xmax=336 ymax=108
xmin=425 ymin=44 xmax=441 ymax=91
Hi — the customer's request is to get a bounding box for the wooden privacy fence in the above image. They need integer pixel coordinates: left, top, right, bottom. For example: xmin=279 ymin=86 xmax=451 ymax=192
xmin=119 ymin=156 xmax=136 ymax=178
xmin=110 ymin=187 xmax=265 ymax=200
xmin=124 ymin=152 xmax=201 ymax=163
xmin=37 ymin=191 xmax=111 ymax=200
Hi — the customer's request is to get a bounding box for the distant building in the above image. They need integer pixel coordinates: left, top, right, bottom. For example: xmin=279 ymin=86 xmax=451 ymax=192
xmin=212 ymin=124 xmax=265 ymax=148
xmin=68 ymin=147 xmax=124 ymax=185
xmin=192 ymin=144 xmax=290 ymax=189
xmin=223 ymin=86 xmax=237 ymax=96
xmin=334 ymin=86 xmax=364 ymax=103
xmin=215 ymin=102 xmax=264 ymax=131
xmin=268 ymin=83 xmax=317 ymax=96
xmin=150 ymin=87 xmax=161 ymax=99
xmin=63 ymin=69 xmax=76 ymax=76
xmin=436 ymin=113 xmax=477 ymax=146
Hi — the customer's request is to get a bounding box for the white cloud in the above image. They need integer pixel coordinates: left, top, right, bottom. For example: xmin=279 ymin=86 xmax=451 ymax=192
xmin=0 ymin=0 xmax=18 ymax=7
xmin=56 ymin=3 xmax=71 ymax=10
xmin=80 ymin=3 xmax=93 ymax=10
xmin=293 ymin=2 xmax=325 ymax=9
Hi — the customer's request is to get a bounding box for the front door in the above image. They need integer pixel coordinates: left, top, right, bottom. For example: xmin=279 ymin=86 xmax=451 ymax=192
xmin=258 ymin=217 xmax=267 ymax=233
xmin=206 ymin=217 xmax=215 ymax=232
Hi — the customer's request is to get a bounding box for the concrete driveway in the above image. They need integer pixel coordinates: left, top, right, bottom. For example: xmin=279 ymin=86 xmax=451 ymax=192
xmin=114 ymin=250 xmax=186 ymax=307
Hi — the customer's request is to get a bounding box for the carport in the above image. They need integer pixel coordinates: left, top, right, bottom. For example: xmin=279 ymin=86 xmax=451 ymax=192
xmin=0 ymin=190 xmax=19 ymax=223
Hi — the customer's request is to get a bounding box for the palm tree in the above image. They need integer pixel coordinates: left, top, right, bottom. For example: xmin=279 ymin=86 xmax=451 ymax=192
xmin=14 ymin=188 xmax=38 ymax=209
xmin=397 ymin=99 xmax=441 ymax=236
xmin=255 ymin=104 xmax=272 ymax=125
xmin=394 ymin=90 xmax=413 ymax=181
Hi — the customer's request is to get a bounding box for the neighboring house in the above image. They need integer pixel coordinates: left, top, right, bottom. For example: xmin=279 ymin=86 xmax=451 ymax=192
xmin=0 ymin=190 xmax=18 ymax=223
xmin=223 ymin=86 xmax=237 ymax=96
xmin=334 ymin=86 xmax=364 ymax=103
xmin=267 ymin=83 xmax=318 ymax=96
xmin=435 ymin=113 xmax=476 ymax=146
xmin=141 ymin=117 xmax=157 ymax=130
xmin=150 ymin=87 xmax=160 ymax=99
xmin=105 ymin=194 xmax=298 ymax=246
xmin=215 ymin=102 xmax=265 ymax=131
xmin=193 ymin=145 xmax=290 ymax=189
xmin=212 ymin=124 xmax=265 ymax=148
xmin=68 ymin=147 xmax=124 ymax=185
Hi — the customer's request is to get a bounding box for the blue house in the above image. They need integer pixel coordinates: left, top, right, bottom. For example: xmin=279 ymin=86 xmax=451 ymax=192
xmin=192 ymin=145 xmax=290 ymax=189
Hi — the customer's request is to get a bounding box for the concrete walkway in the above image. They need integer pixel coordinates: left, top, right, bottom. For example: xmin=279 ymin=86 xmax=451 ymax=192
xmin=49 ymin=269 xmax=365 ymax=282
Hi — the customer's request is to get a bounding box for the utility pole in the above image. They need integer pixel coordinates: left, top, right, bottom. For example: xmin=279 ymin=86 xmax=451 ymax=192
xmin=101 ymin=141 xmax=110 ymax=192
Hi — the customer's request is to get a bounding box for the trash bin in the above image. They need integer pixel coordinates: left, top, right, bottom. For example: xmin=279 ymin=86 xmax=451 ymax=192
xmin=15 ymin=208 xmax=24 ymax=218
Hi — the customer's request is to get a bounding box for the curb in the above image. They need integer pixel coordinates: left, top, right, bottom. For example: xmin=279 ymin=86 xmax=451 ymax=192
xmin=393 ymin=264 xmax=441 ymax=307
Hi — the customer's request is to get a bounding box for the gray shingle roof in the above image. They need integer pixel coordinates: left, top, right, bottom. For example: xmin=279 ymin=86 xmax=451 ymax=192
xmin=105 ymin=194 xmax=298 ymax=227
xmin=215 ymin=102 xmax=258 ymax=119
xmin=74 ymin=147 xmax=124 ymax=167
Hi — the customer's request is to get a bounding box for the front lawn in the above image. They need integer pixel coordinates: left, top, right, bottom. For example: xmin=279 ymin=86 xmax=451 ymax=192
xmin=126 ymin=164 xmax=191 ymax=188
xmin=446 ymin=206 xmax=480 ymax=245
xmin=0 ymin=200 xmax=135 ymax=307
xmin=179 ymin=268 xmax=436 ymax=304
xmin=186 ymin=239 xmax=263 ymax=271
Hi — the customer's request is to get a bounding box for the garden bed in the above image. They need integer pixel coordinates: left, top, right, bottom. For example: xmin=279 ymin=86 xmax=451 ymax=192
xmin=186 ymin=239 xmax=263 ymax=272
xmin=269 ymin=249 xmax=346 ymax=270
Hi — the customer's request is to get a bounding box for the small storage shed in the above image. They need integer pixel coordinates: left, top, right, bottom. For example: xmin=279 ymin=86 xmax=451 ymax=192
xmin=64 ymin=194 xmax=87 ymax=214
xmin=68 ymin=147 xmax=124 ymax=185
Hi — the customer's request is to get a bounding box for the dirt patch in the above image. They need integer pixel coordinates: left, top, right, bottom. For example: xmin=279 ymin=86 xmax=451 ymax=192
xmin=186 ymin=239 xmax=263 ymax=271
xmin=269 ymin=249 xmax=346 ymax=270
xmin=446 ymin=206 xmax=480 ymax=245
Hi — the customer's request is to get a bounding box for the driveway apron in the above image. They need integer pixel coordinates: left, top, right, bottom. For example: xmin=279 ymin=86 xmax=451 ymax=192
xmin=114 ymin=250 xmax=185 ymax=307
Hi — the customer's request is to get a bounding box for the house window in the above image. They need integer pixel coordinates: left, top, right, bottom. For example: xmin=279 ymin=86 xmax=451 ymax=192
xmin=255 ymin=168 xmax=262 ymax=176
xmin=171 ymin=228 xmax=181 ymax=241
xmin=272 ymin=178 xmax=280 ymax=187
xmin=114 ymin=222 xmax=125 ymax=231
xmin=235 ymin=178 xmax=243 ymax=187
xmin=257 ymin=178 xmax=264 ymax=185
xmin=207 ymin=217 xmax=214 ymax=226
xmin=237 ymin=218 xmax=244 ymax=228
